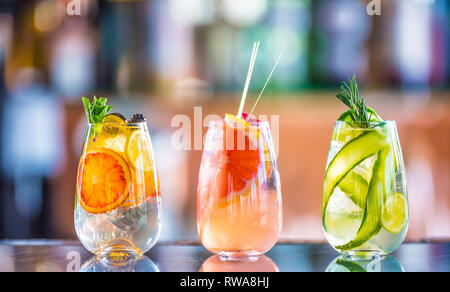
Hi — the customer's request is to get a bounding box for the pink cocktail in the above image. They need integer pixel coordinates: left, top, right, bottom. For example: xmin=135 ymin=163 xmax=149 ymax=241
xmin=197 ymin=114 xmax=282 ymax=257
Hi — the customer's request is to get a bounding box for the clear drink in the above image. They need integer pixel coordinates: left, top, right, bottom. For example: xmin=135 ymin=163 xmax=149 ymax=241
xmin=322 ymin=121 xmax=408 ymax=257
xmin=197 ymin=116 xmax=282 ymax=257
xmin=75 ymin=121 xmax=162 ymax=258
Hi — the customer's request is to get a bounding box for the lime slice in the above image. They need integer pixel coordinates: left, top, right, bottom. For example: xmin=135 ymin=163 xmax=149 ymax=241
xmin=382 ymin=193 xmax=407 ymax=233
xmin=367 ymin=107 xmax=383 ymax=121
xmin=337 ymin=110 xmax=353 ymax=123
xmin=337 ymin=107 xmax=382 ymax=123
xmin=334 ymin=109 xmax=383 ymax=143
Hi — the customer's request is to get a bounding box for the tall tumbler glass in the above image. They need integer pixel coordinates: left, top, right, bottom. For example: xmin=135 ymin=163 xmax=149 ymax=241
xmin=197 ymin=117 xmax=282 ymax=258
xmin=75 ymin=121 xmax=162 ymax=259
xmin=322 ymin=121 xmax=408 ymax=258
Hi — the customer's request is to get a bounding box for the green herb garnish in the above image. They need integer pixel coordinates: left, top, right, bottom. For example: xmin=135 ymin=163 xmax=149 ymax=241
xmin=82 ymin=96 xmax=113 ymax=124
xmin=336 ymin=75 xmax=374 ymax=128
xmin=82 ymin=96 xmax=113 ymax=136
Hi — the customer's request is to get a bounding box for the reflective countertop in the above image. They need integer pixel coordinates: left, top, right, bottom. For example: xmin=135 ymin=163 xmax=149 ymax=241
xmin=0 ymin=240 xmax=448 ymax=272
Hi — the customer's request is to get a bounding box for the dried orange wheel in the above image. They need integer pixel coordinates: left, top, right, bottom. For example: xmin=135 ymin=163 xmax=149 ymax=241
xmin=122 ymin=170 xmax=160 ymax=208
xmin=77 ymin=147 xmax=131 ymax=214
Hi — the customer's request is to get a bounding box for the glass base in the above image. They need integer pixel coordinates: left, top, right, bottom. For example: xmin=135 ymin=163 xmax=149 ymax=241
xmin=342 ymin=250 xmax=386 ymax=260
xmin=217 ymin=251 xmax=264 ymax=261
xmin=94 ymin=239 xmax=143 ymax=262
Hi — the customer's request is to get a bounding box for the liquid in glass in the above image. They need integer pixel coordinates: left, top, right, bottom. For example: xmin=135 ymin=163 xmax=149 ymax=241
xmin=322 ymin=121 xmax=408 ymax=257
xmin=197 ymin=116 xmax=282 ymax=257
xmin=75 ymin=121 xmax=162 ymax=258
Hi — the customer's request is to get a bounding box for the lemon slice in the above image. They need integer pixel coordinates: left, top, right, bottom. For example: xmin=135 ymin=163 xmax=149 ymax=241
xmin=93 ymin=113 xmax=128 ymax=153
xmin=126 ymin=131 xmax=154 ymax=172
xmin=104 ymin=113 xmax=127 ymax=124
xmin=102 ymin=113 xmax=127 ymax=135
xmin=382 ymin=193 xmax=408 ymax=234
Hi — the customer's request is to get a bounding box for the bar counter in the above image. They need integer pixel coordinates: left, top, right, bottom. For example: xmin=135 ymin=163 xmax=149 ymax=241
xmin=0 ymin=240 xmax=448 ymax=272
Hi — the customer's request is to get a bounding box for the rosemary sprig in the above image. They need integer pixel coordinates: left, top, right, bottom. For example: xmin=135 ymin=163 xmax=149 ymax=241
xmin=336 ymin=75 xmax=373 ymax=128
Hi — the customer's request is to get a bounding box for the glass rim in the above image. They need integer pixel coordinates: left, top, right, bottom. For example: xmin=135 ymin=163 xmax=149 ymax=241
xmin=334 ymin=120 xmax=396 ymax=129
xmin=207 ymin=119 xmax=271 ymax=128
xmin=86 ymin=122 xmax=147 ymax=127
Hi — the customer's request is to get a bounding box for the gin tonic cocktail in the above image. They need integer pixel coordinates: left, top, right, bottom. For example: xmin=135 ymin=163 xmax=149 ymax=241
xmin=75 ymin=97 xmax=161 ymax=258
xmin=322 ymin=77 xmax=408 ymax=257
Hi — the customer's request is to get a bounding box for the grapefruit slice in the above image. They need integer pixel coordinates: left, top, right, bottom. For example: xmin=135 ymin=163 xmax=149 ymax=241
xmin=212 ymin=114 xmax=271 ymax=207
xmin=225 ymin=113 xmax=271 ymax=174
xmin=77 ymin=147 xmax=131 ymax=214
xmin=122 ymin=170 xmax=160 ymax=208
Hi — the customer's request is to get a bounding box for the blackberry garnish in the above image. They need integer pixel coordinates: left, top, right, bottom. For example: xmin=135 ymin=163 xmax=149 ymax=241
xmin=130 ymin=113 xmax=146 ymax=123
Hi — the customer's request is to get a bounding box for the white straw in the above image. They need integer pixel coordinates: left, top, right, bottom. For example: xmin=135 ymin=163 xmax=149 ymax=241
xmin=249 ymin=50 xmax=284 ymax=116
xmin=237 ymin=41 xmax=260 ymax=117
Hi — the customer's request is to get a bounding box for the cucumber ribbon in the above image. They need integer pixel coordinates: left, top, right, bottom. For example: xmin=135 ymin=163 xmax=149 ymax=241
xmin=322 ymin=129 xmax=391 ymax=250
xmin=335 ymin=258 xmax=367 ymax=272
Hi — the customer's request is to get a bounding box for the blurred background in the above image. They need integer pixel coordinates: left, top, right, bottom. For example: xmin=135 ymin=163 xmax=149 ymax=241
xmin=0 ymin=0 xmax=449 ymax=242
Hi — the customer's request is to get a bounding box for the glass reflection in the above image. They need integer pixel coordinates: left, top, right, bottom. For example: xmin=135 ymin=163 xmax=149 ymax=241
xmin=200 ymin=255 xmax=279 ymax=272
xmin=80 ymin=255 xmax=159 ymax=272
xmin=326 ymin=255 xmax=403 ymax=272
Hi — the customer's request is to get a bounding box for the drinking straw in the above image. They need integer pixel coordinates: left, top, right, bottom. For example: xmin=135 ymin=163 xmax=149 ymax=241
xmin=237 ymin=41 xmax=260 ymax=118
xmin=249 ymin=50 xmax=284 ymax=116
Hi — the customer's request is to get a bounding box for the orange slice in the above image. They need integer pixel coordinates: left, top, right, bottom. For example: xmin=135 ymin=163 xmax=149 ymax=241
xmin=126 ymin=131 xmax=154 ymax=172
xmin=94 ymin=133 xmax=128 ymax=154
xmin=77 ymin=147 xmax=131 ymax=214
xmin=92 ymin=115 xmax=128 ymax=154
xmin=121 ymin=170 xmax=160 ymax=208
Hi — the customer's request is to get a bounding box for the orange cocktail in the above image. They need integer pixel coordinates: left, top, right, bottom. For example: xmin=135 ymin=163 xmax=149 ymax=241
xmin=75 ymin=98 xmax=161 ymax=258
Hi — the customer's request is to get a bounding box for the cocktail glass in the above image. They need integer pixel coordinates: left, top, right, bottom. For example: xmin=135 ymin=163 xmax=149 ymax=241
xmin=322 ymin=120 xmax=408 ymax=258
xmin=197 ymin=116 xmax=282 ymax=258
xmin=75 ymin=121 xmax=162 ymax=259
